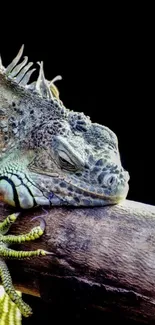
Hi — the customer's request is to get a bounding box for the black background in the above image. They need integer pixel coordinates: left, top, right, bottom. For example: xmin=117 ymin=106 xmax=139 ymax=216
xmin=0 ymin=5 xmax=154 ymax=324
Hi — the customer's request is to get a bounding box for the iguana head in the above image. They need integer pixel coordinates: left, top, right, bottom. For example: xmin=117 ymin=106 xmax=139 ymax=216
xmin=0 ymin=45 xmax=129 ymax=208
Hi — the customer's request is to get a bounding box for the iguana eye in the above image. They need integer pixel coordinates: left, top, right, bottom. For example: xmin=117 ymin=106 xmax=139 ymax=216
xmin=58 ymin=151 xmax=77 ymax=171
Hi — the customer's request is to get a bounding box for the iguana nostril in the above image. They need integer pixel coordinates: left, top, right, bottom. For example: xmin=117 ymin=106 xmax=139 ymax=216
xmin=108 ymin=175 xmax=116 ymax=186
xmin=103 ymin=174 xmax=118 ymax=188
xmin=98 ymin=172 xmax=117 ymax=188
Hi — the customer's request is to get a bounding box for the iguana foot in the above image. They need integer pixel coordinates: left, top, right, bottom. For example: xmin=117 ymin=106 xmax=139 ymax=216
xmin=0 ymin=213 xmax=48 ymax=317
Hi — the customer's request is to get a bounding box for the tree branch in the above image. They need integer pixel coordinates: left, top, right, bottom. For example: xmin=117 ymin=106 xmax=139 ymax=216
xmin=0 ymin=200 xmax=155 ymax=323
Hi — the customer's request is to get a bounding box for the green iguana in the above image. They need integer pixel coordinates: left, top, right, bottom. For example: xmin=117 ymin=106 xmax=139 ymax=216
xmin=0 ymin=45 xmax=130 ymax=322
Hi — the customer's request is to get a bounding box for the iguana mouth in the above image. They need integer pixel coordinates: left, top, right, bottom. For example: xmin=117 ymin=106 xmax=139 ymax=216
xmin=54 ymin=183 xmax=129 ymax=205
xmin=30 ymin=171 xmax=129 ymax=206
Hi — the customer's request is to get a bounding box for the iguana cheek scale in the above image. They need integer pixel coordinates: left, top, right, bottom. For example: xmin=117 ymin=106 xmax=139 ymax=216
xmin=0 ymin=45 xmax=130 ymax=320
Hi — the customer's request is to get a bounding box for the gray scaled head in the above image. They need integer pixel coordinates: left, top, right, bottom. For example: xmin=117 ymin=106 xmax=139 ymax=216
xmin=0 ymin=45 xmax=129 ymax=208
xmin=28 ymin=108 xmax=129 ymax=207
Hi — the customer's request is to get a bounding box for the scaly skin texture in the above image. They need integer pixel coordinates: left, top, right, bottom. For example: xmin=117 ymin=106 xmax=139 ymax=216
xmin=0 ymin=285 xmax=22 ymax=324
xmin=0 ymin=45 xmax=130 ymax=319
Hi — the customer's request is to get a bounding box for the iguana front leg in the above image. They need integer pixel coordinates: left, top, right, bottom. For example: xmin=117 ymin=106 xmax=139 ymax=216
xmin=0 ymin=213 xmax=49 ymax=317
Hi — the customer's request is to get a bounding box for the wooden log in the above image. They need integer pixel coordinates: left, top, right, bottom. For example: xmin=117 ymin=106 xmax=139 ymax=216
xmin=0 ymin=200 xmax=155 ymax=324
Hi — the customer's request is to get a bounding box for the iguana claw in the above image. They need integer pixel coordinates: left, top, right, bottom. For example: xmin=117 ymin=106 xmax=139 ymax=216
xmin=31 ymin=215 xmax=46 ymax=232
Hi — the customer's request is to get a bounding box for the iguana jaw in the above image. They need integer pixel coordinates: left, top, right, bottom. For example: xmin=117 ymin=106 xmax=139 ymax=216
xmin=30 ymin=170 xmax=129 ymax=207
xmin=49 ymin=185 xmax=129 ymax=206
xmin=51 ymin=181 xmax=129 ymax=206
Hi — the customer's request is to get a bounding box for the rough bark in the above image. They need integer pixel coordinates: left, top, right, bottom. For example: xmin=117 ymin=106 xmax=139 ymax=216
xmin=0 ymin=200 xmax=155 ymax=324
